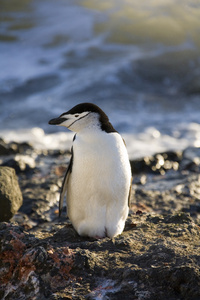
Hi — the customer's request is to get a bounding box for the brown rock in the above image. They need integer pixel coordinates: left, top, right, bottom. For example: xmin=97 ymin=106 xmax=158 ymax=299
xmin=0 ymin=166 xmax=23 ymax=221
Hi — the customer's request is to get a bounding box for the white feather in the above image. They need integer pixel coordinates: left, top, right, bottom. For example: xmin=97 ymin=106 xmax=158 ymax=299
xmin=66 ymin=129 xmax=132 ymax=238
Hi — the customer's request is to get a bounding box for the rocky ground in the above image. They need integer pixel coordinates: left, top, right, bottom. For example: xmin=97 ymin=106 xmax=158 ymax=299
xmin=0 ymin=138 xmax=200 ymax=300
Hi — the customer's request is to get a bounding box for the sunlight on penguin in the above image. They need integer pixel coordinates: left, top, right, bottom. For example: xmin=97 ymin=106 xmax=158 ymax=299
xmin=49 ymin=103 xmax=132 ymax=238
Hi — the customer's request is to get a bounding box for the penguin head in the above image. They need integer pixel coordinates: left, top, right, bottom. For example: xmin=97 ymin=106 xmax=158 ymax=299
xmin=49 ymin=102 xmax=116 ymax=133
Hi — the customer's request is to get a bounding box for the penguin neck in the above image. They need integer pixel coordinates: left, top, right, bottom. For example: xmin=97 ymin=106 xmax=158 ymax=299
xmin=76 ymin=124 xmax=103 ymax=136
xmin=76 ymin=121 xmax=117 ymax=135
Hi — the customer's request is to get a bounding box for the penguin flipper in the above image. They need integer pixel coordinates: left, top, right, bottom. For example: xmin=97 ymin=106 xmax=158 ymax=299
xmin=128 ymin=177 xmax=132 ymax=208
xmin=122 ymin=138 xmax=132 ymax=208
xmin=59 ymin=151 xmax=73 ymax=217
xmin=59 ymin=166 xmax=70 ymax=217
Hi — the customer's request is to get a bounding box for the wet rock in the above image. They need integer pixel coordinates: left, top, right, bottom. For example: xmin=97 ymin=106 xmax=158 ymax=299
xmin=19 ymin=177 xmax=60 ymax=224
xmin=0 ymin=213 xmax=199 ymax=300
xmin=9 ymin=141 xmax=33 ymax=154
xmin=0 ymin=223 xmax=74 ymax=300
xmin=0 ymin=138 xmax=14 ymax=155
xmin=180 ymin=147 xmax=200 ymax=172
xmin=0 ymin=138 xmax=33 ymax=155
xmin=1 ymin=141 xmax=200 ymax=298
xmin=2 ymin=154 xmax=36 ymax=174
xmin=130 ymin=150 xmax=182 ymax=175
xmin=133 ymin=172 xmax=200 ymax=217
xmin=0 ymin=166 xmax=23 ymax=221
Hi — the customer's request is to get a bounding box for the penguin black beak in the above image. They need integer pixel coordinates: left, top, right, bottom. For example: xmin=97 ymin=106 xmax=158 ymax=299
xmin=48 ymin=117 xmax=67 ymax=125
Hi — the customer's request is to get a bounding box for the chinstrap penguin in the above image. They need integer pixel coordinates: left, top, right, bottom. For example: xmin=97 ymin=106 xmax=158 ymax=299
xmin=49 ymin=103 xmax=132 ymax=238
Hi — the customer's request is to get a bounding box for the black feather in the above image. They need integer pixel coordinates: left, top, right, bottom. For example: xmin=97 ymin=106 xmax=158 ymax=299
xmin=59 ymin=148 xmax=74 ymax=217
xmin=60 ymin=103 xmax=117 ymax=133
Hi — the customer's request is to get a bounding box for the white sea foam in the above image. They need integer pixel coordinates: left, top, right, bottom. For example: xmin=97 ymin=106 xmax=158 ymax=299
xmin=1 ymin=123 xmax=199 ymax=159
xmin=1 ymin=0 xmax=200 ymax=158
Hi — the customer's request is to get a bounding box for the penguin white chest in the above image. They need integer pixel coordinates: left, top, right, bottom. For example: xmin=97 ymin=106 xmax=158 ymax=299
xmin=48 ymin=102 xmax=132 ymax=238
xmin=67 ymin=131 xmax=131 ymax=238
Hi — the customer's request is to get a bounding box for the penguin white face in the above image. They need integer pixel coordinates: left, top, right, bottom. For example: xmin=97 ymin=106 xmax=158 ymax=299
xmin=49 ymin=111 xmax=95 ymax=132
xmin=49 ymin=103 xmax=101 ymax=132
xmin=49 ymin=102 xmax=117 ymax=133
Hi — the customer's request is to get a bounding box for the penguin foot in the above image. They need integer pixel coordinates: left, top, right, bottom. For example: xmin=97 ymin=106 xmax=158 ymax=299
xmin=93 ymin=235 xmax=106 ymax=240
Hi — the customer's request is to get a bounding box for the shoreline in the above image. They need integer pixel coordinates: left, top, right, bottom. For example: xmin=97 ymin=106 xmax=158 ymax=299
xmin=0 ymin=137 xmax=200 ymax=299
xmin=0 ymin=136 xmax=200 ymax=228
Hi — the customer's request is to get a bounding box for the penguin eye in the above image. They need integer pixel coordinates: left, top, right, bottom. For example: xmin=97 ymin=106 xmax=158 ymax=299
xmin=75 ymin=114 xmax=79 ymax=118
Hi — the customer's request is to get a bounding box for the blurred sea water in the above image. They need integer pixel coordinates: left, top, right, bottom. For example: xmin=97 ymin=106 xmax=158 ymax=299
xmin=0 ymin=0 xmax=200 ymax=158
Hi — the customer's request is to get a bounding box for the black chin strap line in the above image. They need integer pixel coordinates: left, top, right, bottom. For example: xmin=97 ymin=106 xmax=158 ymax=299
xmin=68 ymin=112 xmax=91 ymax=128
